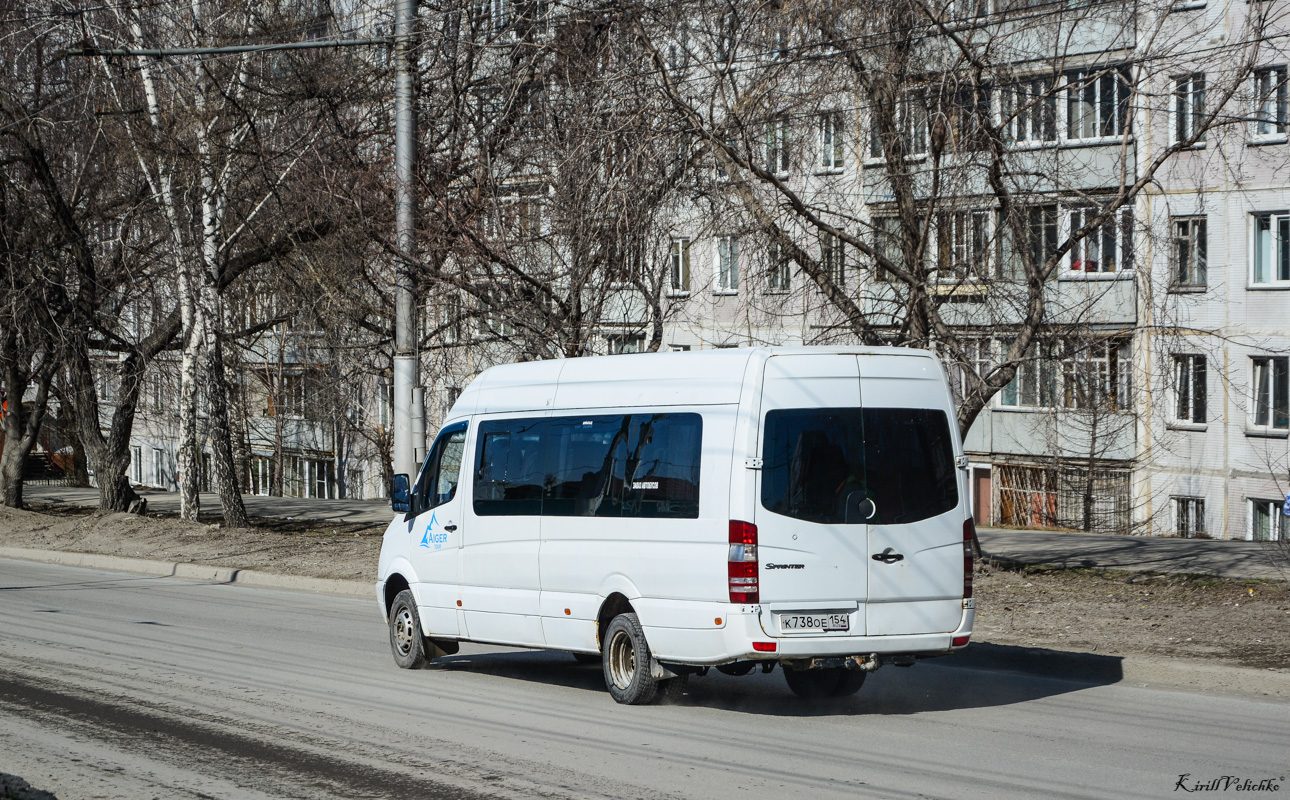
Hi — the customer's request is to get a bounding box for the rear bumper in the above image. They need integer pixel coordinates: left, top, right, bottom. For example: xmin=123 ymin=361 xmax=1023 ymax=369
xmin=645 ymin=603 xmax=974 ymax=665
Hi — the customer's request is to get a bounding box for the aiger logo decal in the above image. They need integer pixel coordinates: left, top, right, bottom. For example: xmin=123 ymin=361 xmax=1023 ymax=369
xmin=765 ymin=563 xmax=805 ymax=570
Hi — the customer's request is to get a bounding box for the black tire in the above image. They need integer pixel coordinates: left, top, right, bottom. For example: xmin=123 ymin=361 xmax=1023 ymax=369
xmin=783 ymin=667 xmax=844 ymax=700
xmin=602 ymin=613 xmax=662 ymax=705
xmin=388 ymin=590 xmax=429 ymax=669
xmin=572 ymin=653 xmax=601 ymax=665
xmin=829 ymin=669 xmax=867 ymax=697
xmin=656 ymin=674 xmax=689 ymax=703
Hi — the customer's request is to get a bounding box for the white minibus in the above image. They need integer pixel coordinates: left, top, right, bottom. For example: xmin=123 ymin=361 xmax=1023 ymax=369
xmin=377 ymin=346 xmax=975 ymax=704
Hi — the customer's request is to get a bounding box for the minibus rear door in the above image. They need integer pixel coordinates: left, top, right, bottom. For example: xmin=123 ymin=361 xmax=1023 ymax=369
xmin=754 ymin=354 xmax=868 ymax=637
xmin=858 ymin=356 xmax=965 ymax=636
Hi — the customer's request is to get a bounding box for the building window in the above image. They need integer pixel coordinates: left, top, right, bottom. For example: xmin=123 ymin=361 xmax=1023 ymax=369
xmin=717 ymin=235 xmax=739 ymax=292
xmin=1000 ymin=77 xmax=1057 ymax=143
xmin=767 ymin=241 xmax=791 ymax=292
xmin=869 ymin=93 xmax=928 ymax=159
xmin=1174 ymin=73 xmax=1206 ymax=143
xmin=1251 ymin=356 xmax=1289 ymax=431
xmin=1174 ymin=497 xmax=1205 ymax=538
xmin=936 ymin=210 xmax=990 ymax=280
xmin=152 ymin=448 xmax=165 ymax=487
xmin=820 ymin=231 xmax=845 ymax=287
xmin=607 ymin=333 xmax=645 ymax=354
xmin=1253 ymin=66 xmax=1287 ymax=139
xmin=1172 ymin=217 xmax=1207 ymax=288
xmin=1252 ymin=212 xmax=1290 ymax=285
xmin=1000 ymin=338 xmax=1131 ymax=410
xmin=131 ymin=446 xmax=142 ymax=484
xmin=669 ymin=238 xmax=691 ymax=293
xmin=873 ymin=215 xmax=902 ymax=282
xmin=1068 ymin=207 xmax=1133 ymax=274
xmin=999 ymin=205 xmax=1059 ymax=279
xmin=1065 ymin=67 xmax=1130 ymax=140
xmin=765 ymin=116 xmax=790 ymax=174
xmin=1174 ymin=354 xmax=1207 ymax=424
xmin=250 ymin=456 xmax=273 ymax=496
xmin=1250 ymin=499 xmax=1286 ymax=541
xmin=820 ymin=111 xmax=844 ymax=170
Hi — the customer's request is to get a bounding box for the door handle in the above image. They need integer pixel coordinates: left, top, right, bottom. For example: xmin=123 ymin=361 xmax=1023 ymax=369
xmin=871 ymin=548 xmax=904 ymax=564
xmin=443 ymin=524 xmax=458 ymax=532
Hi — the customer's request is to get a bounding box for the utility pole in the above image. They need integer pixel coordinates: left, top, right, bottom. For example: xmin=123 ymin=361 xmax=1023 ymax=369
xmin=392 ymin=0 xmax=420 ymax=480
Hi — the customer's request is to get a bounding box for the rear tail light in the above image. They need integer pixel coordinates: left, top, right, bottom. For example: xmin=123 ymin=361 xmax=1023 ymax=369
xmin=952 ymin=635 xmax=971 ymax=647
xmin=963 ymin=518 xmax=976 ymax=599
xmin=728 ymin=520 xmax=758 ymax=604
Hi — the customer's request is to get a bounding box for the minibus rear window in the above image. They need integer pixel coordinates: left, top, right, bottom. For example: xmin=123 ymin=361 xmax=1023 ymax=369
xmin=761 ymin=408 xmax=957 ymax=525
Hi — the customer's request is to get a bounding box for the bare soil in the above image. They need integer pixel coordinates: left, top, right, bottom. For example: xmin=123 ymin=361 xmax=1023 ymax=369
xmin=1 ymin=504 xmax=1287 ymax=671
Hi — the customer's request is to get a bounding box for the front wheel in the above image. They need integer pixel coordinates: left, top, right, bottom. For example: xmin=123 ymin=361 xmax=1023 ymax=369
xmin=388 ymin=590 xmax=429 ymax=669
xmin=603 ymin=613 xmax=685 ymax=704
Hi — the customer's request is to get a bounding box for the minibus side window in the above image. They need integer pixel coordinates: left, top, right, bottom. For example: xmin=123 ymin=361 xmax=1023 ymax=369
xmin=761 ymin=408 xmax=956 ymax=525
xmin=544 ymin=416 xmax=630 ymax=517
xmin=414 ymin=422 xmax=468 ymax=513
xmin=473 ymin=419 xmax=544 ymax=516
xmin=622 ymin=413 xmax=702 ymax=519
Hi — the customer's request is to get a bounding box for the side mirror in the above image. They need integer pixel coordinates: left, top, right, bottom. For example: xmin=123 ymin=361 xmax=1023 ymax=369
xmin=390 ymin=473 xmax=411 ymax=514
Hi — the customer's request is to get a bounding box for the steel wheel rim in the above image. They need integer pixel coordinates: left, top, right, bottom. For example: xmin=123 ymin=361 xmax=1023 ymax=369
xmin=393 ymin=606 xmax=416 ymax=656
xmin=608 ymin=629 xmax=636 ymax=689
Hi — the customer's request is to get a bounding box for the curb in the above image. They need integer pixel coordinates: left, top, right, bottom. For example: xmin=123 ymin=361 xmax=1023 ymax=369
xmin=0 ymin=546 xmax=372 ymax=600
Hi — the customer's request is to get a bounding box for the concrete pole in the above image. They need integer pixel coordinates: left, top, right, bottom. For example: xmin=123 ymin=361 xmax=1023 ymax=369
xmin=411 ymin=387 xmax=427 ymax=466
xmin=393 ymin=0 xmax=419 ymax=479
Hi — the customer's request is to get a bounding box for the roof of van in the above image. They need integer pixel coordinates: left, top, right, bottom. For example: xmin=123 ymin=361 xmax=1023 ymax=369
xmin=450 ymin=346 xmax=937 ymax=417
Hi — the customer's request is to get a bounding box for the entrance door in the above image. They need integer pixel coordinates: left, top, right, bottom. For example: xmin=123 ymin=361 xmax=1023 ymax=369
xmin=407 ymin=421 xmax=468 ymax=638
xmin=859 ymin=356 xmax=965 ymax=636
xmin=754 ymin=354 xmax=868 ymax=636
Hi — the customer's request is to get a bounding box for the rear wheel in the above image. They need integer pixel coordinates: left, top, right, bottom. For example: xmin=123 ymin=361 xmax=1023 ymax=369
xmin=783 ymin=667 xmax=844 ymax=699
xmin=603 ymin=613 xmax=671 ymax=705
xmin=388 ymin=590 xmax=428 ymax=669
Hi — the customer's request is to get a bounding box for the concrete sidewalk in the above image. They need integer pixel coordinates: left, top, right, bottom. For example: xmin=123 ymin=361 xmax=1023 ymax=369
xmin=977 ymin=527 xmax=1289 ymax=581
xmin=21 ymin=486 xmax=1289 ymax=581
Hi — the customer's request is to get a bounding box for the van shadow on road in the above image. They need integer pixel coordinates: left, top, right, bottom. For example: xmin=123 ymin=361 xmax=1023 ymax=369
xmin=427 ymin=644 xmax=1123 ymax=716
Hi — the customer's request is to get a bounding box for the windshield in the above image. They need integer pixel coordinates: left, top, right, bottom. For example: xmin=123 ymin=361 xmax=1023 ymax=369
xmin=761 ymin=407 xmax=958 ymax=525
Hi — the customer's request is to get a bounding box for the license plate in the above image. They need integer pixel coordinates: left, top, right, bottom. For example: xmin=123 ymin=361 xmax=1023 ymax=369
xmin=778 ymin=612 xmax=850 ymax=633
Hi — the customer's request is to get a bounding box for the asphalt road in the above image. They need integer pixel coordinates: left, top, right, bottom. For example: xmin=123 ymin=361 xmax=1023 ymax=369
xmin=1 ymin=560 xmax=1286 ymax=800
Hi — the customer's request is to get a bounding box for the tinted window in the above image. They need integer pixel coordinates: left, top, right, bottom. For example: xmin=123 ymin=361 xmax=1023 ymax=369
xmin=414 ymin=422 xmax=468 ymax=513
xmin=474 ymin=419 xmax=545 ymax=516
xmin=471 ymin=413 xmax=702 ymax=519
xmin=621 ymin=414 xmax=702 ymax=518
xmin=761 ymin=408 xmax=957 ymax=525
xmin=544 ymin=416 xmax=631 ymax=517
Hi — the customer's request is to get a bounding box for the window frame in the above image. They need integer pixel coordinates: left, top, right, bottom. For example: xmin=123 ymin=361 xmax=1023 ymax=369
xmin=1173 ymin=496 xmax=1206 ymax=538
xmin=766 ymin=240 xmax=791 ymax=293
xmin=1249 ymin=356 xmax=1290 ymax=433
xmin=1171 ymin=216 xmax=1207 ymax=290
xmin=1064 ymin=66 xmax=1132 ymax=142
xmin=1172 ymin=354 xmax=1207 ymax=426
xmin=819 ymin=111 xmax=845 ymax=171
xmin=999 ymin=76 xmax=1058 ymax=146
xmin=819 ymin=230 xmax=846 ymax=288
xmin=765 ymin=116 xmax=790 ymax=175
xmin=1252 ymin=66 xmax=1288 ymax=142
xmin=1173 ymin=73 xmax=1206 ymax=144
xmin=1249 ymin=498 xmax=1286 ymax=541
xmin=1065 ymin=206 xmax=1134 ymax=277
xmin=936 ymin=209 xmax=991 ymax=282
xmin=668 ymin=237 xmax=691 ymax=295
xmin=1250 ymin=211 xmax=1290 ymax=287
xmin=716 ymin=234 xmax=740 ymax=293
